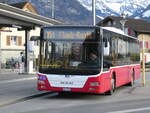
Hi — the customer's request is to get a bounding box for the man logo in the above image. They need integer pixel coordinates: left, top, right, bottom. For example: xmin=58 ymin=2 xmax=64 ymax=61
xmin=60 ymin=81 xmax=73 ymax=85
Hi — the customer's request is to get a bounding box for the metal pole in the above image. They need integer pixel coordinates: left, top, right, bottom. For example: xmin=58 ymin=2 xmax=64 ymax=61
xmin=120 ymin=14 xmax=127 ymax=33
xmin=142 ymin=34 xmax=146 ymax=86
xmin=0 ymin=32 xmax=1 ymax=70
xmin=92 ymin=0 xmax=96 ymax=26
xmin=25 ymin=29 xmax=30 ymax=73
xmin=52 ymin=0 xmax=55 ymax=18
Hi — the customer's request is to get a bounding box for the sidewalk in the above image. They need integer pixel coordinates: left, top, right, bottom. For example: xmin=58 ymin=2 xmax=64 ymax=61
xmin=0 ymin=72 xmax=37 ymax=82
xmin=0 ymin=69 xmax=36 ymax=74
xmin=0 ymin=69 xmax=19 ymax=74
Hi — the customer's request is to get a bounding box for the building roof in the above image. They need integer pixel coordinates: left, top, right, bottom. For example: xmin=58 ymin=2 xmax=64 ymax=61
xmin=10 ymin=2 xmax=28 ymax=9
xmin=10 ymin=2 xmax=38 ymax=14
xmin=97 ymin=16 xmax=150 ymax=34
xmin=0 ymin=2 xmax=62 ymax=29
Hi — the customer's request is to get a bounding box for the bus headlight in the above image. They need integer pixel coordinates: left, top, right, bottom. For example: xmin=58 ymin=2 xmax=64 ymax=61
xmin=90 ymin=82 xmax=99 ymax=86
xmin=39 ymin=76 xmax=47 ymax=80
xmin=38 ymin=80 xmax=45 ymax=84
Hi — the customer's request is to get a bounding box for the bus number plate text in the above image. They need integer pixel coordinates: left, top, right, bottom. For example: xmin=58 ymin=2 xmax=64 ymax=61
xmin=63 ymin=88 xmax=71 ymax=91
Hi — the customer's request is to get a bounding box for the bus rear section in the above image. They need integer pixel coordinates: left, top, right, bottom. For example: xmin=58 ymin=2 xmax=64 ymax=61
xmin=37 ymin=26 xmax=140 ymax=94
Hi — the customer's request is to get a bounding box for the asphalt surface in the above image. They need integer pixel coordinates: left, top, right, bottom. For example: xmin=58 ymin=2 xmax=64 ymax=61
xmin=0 ymin=72 xmax=150 ymax=113
xmin=0 ymin=73 xmax=36 ymax=81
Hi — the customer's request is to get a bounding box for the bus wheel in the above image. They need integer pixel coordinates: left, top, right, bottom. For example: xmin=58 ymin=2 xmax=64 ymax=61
xmin=105 ymin=76 xmax=115 ymax=95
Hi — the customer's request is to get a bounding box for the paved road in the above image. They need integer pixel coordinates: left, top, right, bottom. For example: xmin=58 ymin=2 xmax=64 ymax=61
xmin=0 ymin=73 xmax=35 ymax=81
xmin=0 ymin=72 xmax=150 ymax=113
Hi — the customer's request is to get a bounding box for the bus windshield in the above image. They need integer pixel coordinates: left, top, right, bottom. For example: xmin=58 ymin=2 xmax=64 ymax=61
xmin=39 ymin=27 xmax=101 ymax=75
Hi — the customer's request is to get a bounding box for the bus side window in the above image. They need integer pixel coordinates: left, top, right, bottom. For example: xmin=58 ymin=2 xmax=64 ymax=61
xmin=103 ymin=37 xmax=112 ymax=71
xmin=104 ymin=40 xmax=110 ymax=56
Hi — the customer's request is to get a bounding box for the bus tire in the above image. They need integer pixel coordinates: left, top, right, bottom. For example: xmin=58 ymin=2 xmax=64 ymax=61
xmin=105 ymin=75 xmax=115 ymax=95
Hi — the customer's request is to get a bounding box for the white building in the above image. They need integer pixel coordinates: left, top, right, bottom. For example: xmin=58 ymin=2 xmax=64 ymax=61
xmin=0 ymin=2 xmax=40 ymax=71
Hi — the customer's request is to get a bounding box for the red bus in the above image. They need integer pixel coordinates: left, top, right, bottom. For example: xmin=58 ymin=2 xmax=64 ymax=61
xmin=37 ymin=26 xmax=140 ymax=95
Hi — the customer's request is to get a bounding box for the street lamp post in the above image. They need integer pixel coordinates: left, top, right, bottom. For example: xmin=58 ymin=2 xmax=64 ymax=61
xmin=0 ymin=32 xmax=1 ymax=70
xmin=120 ymin=13 xmax=127 ymax=33
xmin=92 ymin=0 xmax=96 ymax=26
xmin=120 ymin=19 xmax=127 ymax=33
xmin=142 ymin=34 xmax=146 ymax=86
xmin=52 ymin=0 xmax=55 ymax=18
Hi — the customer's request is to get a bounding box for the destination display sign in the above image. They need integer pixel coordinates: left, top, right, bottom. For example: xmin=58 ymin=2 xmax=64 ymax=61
xmin=43 ymin=28 xmax=95 ymax=40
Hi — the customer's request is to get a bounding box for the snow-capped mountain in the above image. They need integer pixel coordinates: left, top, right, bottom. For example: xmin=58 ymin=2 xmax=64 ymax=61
xmin=77 ymin=0 xmax=150 ymax=20
xmin=1 ymin=0 xmax=150 ymax=24
xmin=142 ymin=5 xmax=150 ymax=18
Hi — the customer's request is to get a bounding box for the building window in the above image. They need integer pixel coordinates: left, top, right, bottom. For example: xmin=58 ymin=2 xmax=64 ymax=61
xmin=107 ymin=21 xmax=112 ymax=26
xmin=34 ymin=40 xmax=39 ymax=46
xmin=11 ymin=36 xmax=17 ymax=45
xmin=113 ymin=21 xmax=116 ymax=25
xmin=124 ymin=28 xmax=128 ymax=34
xmin=140 ymin=40 xmax=149 ymax=49
xmin=6 ymin=36 xmax=22 ymax=46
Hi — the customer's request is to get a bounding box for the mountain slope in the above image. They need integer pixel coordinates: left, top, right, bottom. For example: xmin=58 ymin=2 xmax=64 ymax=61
xmin=77 ymin=0 xmax=150 ymax=22
xmin=32 ymin=0 xmax=95 ymax=24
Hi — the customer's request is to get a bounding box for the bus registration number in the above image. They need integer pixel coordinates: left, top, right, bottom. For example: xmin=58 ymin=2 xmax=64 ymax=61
xmin=63 ymin=88 xmax=71 ymax=91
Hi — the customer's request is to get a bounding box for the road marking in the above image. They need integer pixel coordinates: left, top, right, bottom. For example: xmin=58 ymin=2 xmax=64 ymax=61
xmin=107 ymin=107 xmax=150 ymax=113
xmin=0 ymin=77 xmax=37 ymax=84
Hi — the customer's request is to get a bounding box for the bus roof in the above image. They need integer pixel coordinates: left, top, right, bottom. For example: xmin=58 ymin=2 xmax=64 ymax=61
xmin=102 ymin=27 xmax=139 ymax=40
xmin=43 ymin=25 xmax=99 ymax=29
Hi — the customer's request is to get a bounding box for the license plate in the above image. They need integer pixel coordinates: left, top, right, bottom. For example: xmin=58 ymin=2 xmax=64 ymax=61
xmin=63 ymin=88 xmax=71 ymax=91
